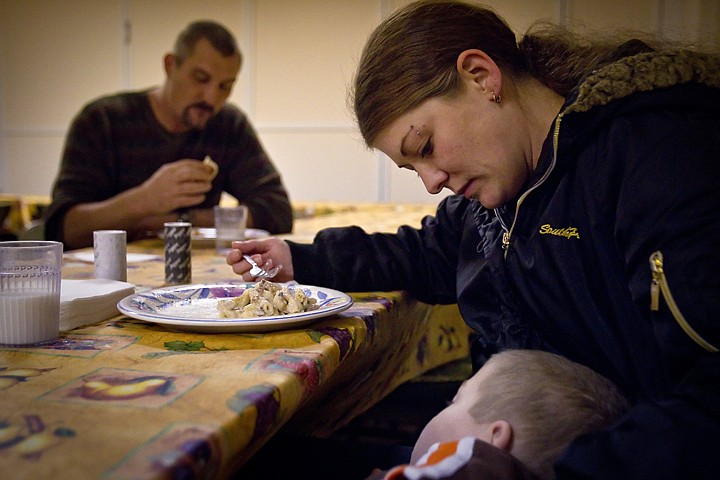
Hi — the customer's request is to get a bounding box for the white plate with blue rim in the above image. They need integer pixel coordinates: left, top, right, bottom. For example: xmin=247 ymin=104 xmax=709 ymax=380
xmin=117 ymin=282 xmax=353 ymax=333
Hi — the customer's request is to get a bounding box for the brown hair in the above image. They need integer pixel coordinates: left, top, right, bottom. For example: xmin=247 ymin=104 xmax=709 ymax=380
xmin=351 ymin=0 xmax=659 ymax=147
xmin=174 ymin=20 xmax=241 ymax=65
xmin=469 ymin=350 xmax=629 ymax=480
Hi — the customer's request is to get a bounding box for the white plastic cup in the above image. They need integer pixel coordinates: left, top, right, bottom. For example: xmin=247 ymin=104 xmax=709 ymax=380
xmin=213 ymin=205 xmax=248 ymax=255
xmin=0 ymin=241 xmax=63 ymax=346
xmin=93 ymin=230 xmax=127 ymax=282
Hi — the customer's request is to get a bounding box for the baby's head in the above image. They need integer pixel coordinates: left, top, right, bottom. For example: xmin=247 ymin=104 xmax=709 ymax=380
xmin=413 ymin=350 xmax=629 ymax=480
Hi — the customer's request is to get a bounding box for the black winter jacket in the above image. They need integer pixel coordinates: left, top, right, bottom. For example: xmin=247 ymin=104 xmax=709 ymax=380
xmin=289 ymin=51 xmax=720 ymax=479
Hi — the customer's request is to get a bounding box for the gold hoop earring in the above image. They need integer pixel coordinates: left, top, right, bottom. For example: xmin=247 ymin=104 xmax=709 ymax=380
xmin=491 ymin=91 xmax=502 ymax=104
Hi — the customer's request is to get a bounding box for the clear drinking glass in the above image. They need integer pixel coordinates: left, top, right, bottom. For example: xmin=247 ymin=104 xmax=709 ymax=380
xmin=213 ymin=205 xmax=248 ymax=255
xmin=0 ymin=241 xmax=63 ymax=346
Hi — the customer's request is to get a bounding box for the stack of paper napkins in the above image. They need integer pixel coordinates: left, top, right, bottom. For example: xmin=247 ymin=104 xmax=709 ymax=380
xmin=60 ymin=279 xmax=136 ymax=331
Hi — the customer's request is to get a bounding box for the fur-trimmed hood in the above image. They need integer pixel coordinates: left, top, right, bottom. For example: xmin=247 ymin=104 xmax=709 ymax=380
xmin=565 ymin=50 xmax=720 ymax=115
xmin=543 ymin=49 xmax=720 ymax=176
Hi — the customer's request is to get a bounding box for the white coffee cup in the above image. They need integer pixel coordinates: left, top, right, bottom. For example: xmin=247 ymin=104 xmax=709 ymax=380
xmin=93 ymin=230 xmax=127 ymax=282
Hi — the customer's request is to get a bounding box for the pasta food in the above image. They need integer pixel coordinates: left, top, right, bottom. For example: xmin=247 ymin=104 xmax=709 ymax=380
xmin=217 ymin=279 xmax=319 ymax=318
xmin=203 ymin=155 xmax=219 ymax=179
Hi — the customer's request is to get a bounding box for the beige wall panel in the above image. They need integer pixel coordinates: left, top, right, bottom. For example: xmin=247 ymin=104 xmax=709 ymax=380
xmin=663 ymin=0 xmax=720 ymax=51
xmin=389 ymin=163 xmax=451 ymax=205
xmin=254 ymin=0 xmax=379 ymax=124
xmin=701 ymin=0 xmax=720 ymax=52
xmin=0 ymin=0 xmax=124 ymax=129
xmin=4 ymin=136 xmax=64 ymax=195
xmin=2 ymin=0 xmax=718 ymax=198
xmin=128 ymin=0 xmax=246 ymax=106
xmin=261 ymin=131 xmax=379 ymax=202
xmin=480 ymin=0 xmax=560 ymax=33
xmin=567 ymin=0 xmax=659 ymax=32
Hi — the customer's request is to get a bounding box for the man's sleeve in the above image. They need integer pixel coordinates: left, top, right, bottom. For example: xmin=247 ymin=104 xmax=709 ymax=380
xmin=45 ymin=103 xmax=113 ymax=243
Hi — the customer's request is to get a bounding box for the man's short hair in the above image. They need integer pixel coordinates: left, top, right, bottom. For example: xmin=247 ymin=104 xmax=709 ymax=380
xmin=173 ymin=20 xmax=241 ymax=64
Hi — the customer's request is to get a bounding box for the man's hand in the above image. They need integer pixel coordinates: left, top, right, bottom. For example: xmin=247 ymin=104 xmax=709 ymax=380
xmin=138 ymin=159 xmax=215 ymax=215
xmin=61 ymin=158 xmax=217 ymax=249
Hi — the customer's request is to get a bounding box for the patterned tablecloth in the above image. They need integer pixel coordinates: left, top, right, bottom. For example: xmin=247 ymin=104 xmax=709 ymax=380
xmin=0 ymin=202 xmax=471 ymax=479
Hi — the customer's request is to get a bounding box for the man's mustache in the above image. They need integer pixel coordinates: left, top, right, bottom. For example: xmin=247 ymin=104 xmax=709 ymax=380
xmin=190 ymin=102 xmax=214 ymax=114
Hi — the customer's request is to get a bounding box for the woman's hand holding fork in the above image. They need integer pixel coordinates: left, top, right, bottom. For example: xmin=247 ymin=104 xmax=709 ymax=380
xmin=226 ymin=237 xmax=294 ymax=282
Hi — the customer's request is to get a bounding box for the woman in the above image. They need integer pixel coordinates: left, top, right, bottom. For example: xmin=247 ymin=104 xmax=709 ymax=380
xmin=228 ymin=1 xmax=720 ymax=477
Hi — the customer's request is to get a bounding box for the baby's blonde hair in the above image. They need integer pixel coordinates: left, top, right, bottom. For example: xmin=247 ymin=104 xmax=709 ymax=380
xmin=469 ymin=350 xmax=629 ymax=480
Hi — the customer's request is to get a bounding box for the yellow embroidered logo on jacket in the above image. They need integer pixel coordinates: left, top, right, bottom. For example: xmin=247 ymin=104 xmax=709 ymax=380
xmin=539 ymin=224 xmax=580 ymax=239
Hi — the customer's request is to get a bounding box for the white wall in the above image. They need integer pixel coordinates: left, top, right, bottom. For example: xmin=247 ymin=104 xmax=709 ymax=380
xmin=0 ymin=0 xmax=717 ymax=205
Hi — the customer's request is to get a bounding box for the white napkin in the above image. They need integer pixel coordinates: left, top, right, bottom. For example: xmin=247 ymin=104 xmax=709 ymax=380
xmin=60 ymin=279 xmax=136 ymax=331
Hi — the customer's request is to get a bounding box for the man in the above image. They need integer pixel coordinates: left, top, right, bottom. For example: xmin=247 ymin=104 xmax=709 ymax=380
xmin=45 ymin=21 xmax=293 ymax=250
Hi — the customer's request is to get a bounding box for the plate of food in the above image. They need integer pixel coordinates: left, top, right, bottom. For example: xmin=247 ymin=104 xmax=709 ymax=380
xmin=158 ymin=227 xmax=270 ymax=248
xmin=116 ymin=280 xmax=353 ymax=332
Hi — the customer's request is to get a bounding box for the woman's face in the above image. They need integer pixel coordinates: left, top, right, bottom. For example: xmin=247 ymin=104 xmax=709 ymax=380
xmin=373 ymin=84 xmax=533 ymax=209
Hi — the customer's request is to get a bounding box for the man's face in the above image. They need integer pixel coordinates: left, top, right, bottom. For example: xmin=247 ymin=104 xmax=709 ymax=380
xmin=165 ymin=38 xmax=241 ymax=130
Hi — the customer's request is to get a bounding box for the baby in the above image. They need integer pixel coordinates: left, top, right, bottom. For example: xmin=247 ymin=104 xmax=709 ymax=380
xmin=369 ymin=349 xmax=629 ymax=480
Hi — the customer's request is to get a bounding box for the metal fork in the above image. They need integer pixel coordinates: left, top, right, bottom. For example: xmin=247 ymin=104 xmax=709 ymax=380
xmin=243 ymin=254 xmax=281 ymax=279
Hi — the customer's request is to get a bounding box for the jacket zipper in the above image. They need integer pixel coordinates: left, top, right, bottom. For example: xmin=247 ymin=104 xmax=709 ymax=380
xmin=502 ymin=113 xmax=564 ymax=257
xmin=650 ymin=251 xmax=718 ymax=353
